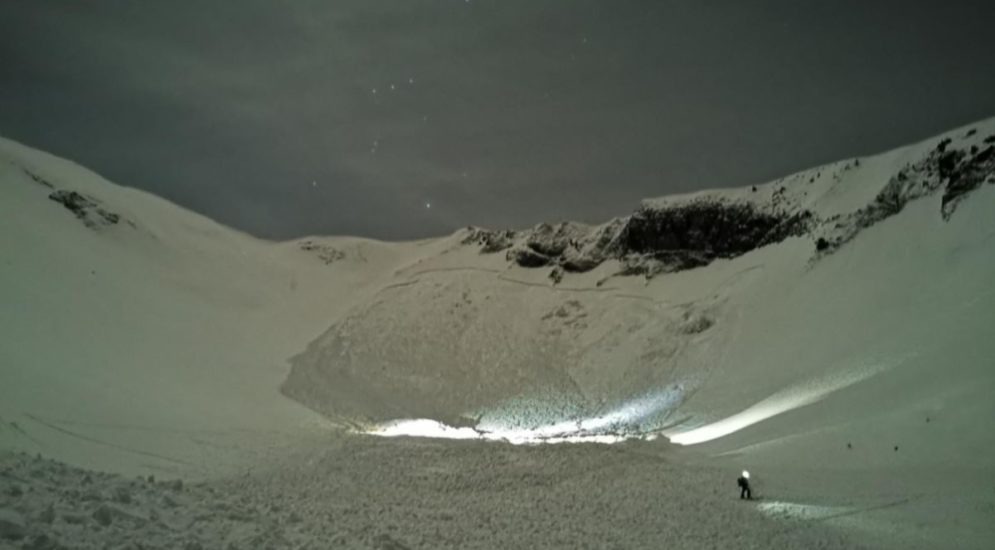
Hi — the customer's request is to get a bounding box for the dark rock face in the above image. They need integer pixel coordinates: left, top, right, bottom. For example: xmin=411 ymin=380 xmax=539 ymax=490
xmin=618 ymin=250 xmax=712 ymax=278
xmin=815 ymin=138 xmax=995 ymax=254
xmin=461 ymin=227 xmax=514 ymax=253
xmin=541 ymin=201 xmax=807 ymax=277
xmin=941 ymin=145 xmax=995 ymax=218
xmin=467 ymin=126 xmax=994 ymax=278
xmin=525 ymin=223 xmax=574 ymax=257
xmin=47 ymin=190 xmax=120 ymax=228
xmin=506 ymin=247 xmax=552 ymax=268
xmin=561 ymin=256 xmax=602 ymax=273
xmin=471 ymin=201 xmax=812 ymax=278
xmin=620 ymin=202 xmax=811 ymax=263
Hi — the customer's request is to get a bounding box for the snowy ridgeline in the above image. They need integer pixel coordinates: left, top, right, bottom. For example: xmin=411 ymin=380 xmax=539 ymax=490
xmin=462 ymin=125 xmax=995 ymax=281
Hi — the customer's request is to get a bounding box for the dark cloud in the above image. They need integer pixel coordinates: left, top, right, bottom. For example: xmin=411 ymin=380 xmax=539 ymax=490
xmin=2 ymin=1 xmax=994 ymax=239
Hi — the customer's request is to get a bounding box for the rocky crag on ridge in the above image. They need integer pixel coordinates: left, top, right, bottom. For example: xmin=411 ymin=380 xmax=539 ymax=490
xmin=463 ymin=128 xmax=995 ymax=281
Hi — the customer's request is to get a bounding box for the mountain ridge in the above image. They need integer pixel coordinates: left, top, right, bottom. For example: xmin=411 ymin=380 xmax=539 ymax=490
xmin=460 ymin=117 xmax=995 ymax=283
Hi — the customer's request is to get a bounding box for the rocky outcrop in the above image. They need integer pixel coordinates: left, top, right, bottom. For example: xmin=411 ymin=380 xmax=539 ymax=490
xmin=816 ymin=134 xmax=995 ymax=253
xmin=468 ymin=200 xmax=812 ymax=279
xmin=461 ymin=227 xmax=515 ymax=253
xmin=615 ymin=202 xmax=812 ymax=276
xmin=22 ymin=168 xmax=55 ymax=189
xmin=47 ymin=190 xmax=121 ymax=228
xmin=940 ymin=142 xmax=994 ymax=218
xmin=466 ymin=128 xmax=995 ymax=279
xmin=299 ymin=240 xmax=346 ymax=264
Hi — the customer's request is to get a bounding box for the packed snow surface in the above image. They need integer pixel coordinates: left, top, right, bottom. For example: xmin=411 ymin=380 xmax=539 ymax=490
xmin=2 ymin=118 xmax=995 ymax=548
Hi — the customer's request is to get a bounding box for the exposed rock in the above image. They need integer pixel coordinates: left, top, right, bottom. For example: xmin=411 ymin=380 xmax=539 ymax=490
xmin=618 ymin=250 xmax=711 ymax=279
xmin=941 ymin=145 xmax=995 ymax=218
xmin=47 ymin=190 xmax=121 ymax=228
xmin=22 ymin=168 xmax=55 ymax=189
xmin=620 ymin=201 xmax=807 ymax=259
xmin=472 ymin=195 xmax=812 ymax=279
xmin=819 ymin=140 xmax=995 ymax=253
xmin=679 ymin=313 xmax=714 ymax=335
xmin=462 ymin=128 xmax=992 ymax=281
xmin=524 ymin=222 xmax=585 ymax=257
xmin=299 ymin=240 xmax=346 ymax=264
xmin=462 ymin=227 xmax=515 ymax=253
xmin=506 ymin=247 xmax=552 ymax=268
xmin=548 ymin=266 xmax=564 ymax=285
xmin=560 ymin=256 xmax=602 ymax=272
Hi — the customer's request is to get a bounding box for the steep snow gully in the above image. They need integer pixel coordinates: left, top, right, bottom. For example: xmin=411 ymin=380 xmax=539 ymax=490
xmin=1 ymin=118 xmax=994 ymax=549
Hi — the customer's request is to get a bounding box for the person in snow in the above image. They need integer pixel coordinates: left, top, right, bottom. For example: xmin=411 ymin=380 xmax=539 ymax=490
xmin=737 ymin=470 xmax=752 ymax=500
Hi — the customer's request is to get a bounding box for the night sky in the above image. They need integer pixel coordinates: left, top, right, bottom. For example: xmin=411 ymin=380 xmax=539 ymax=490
xmin=2 ymin=1 xmax=994 ymax=240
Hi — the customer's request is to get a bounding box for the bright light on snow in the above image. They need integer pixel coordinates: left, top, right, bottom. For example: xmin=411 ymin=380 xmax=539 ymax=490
xmin=667 ymin=354 xmax=911 ymax=445
xmin=367 ymin=418 xmax=629 ymax=444
xmin=372 ymin=419 xmax=480 ymax=440
xmin=366 ymin=387 xmax=684 ymax=444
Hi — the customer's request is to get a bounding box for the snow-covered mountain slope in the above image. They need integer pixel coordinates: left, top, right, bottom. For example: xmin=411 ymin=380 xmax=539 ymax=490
xmin=3 ymin=118 xmax=994 ymax=459
xmin=284 ymin=118 xmax=995 ymax=454
xmin=1 ymin=118 xmax=994 ymax=547
xmin=0 ymin=136 xmax=423 ymax=477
